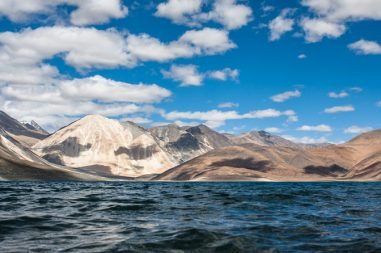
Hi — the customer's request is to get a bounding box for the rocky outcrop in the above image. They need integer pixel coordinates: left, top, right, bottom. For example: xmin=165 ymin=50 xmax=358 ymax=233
xmin=150 ymin=124 xmax=233 ymax=163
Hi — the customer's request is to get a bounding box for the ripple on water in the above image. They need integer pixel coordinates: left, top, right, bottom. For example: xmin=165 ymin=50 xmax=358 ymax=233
xmin=0 ymin=182 xmax=380 ymax=252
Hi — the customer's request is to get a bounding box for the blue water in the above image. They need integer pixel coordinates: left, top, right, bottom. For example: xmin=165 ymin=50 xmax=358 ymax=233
xmin=0 ymin=182 xmax=381 ymax=252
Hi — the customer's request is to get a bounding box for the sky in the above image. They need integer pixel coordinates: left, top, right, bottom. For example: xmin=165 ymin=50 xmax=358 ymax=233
xmin=0 ymin=0 xmax=380 ymax=144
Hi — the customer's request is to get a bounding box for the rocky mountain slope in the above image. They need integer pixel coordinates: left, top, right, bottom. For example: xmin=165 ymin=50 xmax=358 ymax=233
xmin=229 ymin=130 xmax=300 ymax=148
xmin=154 ymin=143 xmax=348 ymax=181
xmin=23 ymin=120 xmax=49 ymax=135
xmin=149 ymin=124 xmax=233 ymax=163
xmin=33 ymin=115 xmax=176 ymax=178
xmin=154 ymin=129 xmax=381 ymax=181
xmin=2 ymin=110 xmax=381 ymax=181
xmin=228 ymin=130 xmax=329 ymax=149
xmin=0 ymin=127 xmax=102 ymax=181
xmin=0 ymin=111 xmax=48 ymax=146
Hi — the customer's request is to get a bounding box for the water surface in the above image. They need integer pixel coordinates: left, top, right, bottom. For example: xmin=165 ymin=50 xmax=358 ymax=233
xmin=0 ymin=182 xmax=381 ymax=252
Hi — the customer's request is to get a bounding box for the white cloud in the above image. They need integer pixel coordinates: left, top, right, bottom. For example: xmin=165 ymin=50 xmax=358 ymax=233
xmin=328 ymin=91 xmax=349 ymax=98
xmin=0 ymin=26 xmax=236 ymax=89
xmin=179 ymin=28 xmax=236 ymax=54
xmin=302 ymin=0 xmax=381 ymax=22
xmin=218 ymin=102 xmax=239 ymax=108
xmin=268 ymin=9 xmax=294 ymax=41
xmin=0 ymin=75 xmax=170 ymax=131
xmin=208 ymin=68 xmax=239 ymax=81
xmin=163 ymin=108 xmax=298 ymax=128
xmin=206 ymin=0 xmax=253 ymax=30
xmin=0 ymin=0 xmax=128 ymax=25
xmin=126 ymin=28 xmax=236 ymax=63
xmin=162 ymin=64 xmax=239 ymax=86
xmin=282 ymin=135 xmax=330 ymax=144
xmin=155 ymin=0 xmax=252 ymax=30
xmin=348 ymin=40 xmax=381 ymax=55
xmin=264 ymin=127 xmax=282 ymax=133
xmin=162 ymin=65 xmax=203 ymax=86
xmin=298 ymin=54 xmax=307 ymax=59
xmin=0 ymin=26 xmax=132 ymax=71
xmin=300 ymin=18 xmax=346 ymax=42
xmin=324 ymin=105 xmax=355 ymax=113
xmin=1 ymin=75 xmax=170 ymax=104
xmin=155 ymin=0 xmax=203 ymax=25
xmin=344 ymin=126 xmax=373 ymax=134
xmin=297 ymin=124 xmax=332 ymax=132
xmin=59 ymin=75 xmax=171 ymax=103
xmin=301 ymin=0 xmax=381 ymax=42
xmin=271 ymin=90 xmax=301 ymax=102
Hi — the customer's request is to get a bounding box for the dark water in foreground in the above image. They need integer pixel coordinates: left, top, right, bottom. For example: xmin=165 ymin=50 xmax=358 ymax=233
xmin=1 ymin=182 xmax=381 ymax=253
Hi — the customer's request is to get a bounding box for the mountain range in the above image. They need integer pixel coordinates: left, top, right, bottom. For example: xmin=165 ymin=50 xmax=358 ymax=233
xmin=0 ymin=111 xmax=380 ymax=181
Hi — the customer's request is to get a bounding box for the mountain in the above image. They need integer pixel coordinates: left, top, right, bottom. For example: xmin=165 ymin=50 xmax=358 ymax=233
xmin=338 ymin=129 xmax=381 ymax=180
xmin=23 ymin=120 xmax=49 ymax=135
xmin=230 ymin=130 xmax=301 ymax=148
xmin=0 ymin=111 xmax=48 ymax=146
xmin=154 ymin=143 xmax=349 ymax=181
xmin=33 ymin=115 xmax=175 ymax=178
xmin=149 ymin=124 xmax=233 ymax=163
xmin=0 ymin=127 xmax=101 ymax=181
xmin=155 ymin=129 xmax=381 ymax=181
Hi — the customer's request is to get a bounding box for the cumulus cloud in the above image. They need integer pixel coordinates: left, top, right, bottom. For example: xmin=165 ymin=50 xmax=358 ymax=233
xmin=270 ymin=90 xmax=301 ymax=102
xmin=344 ymin=126 xmax=373 ymax=134
xmin=208 ymin=68 xmax=239 ymax=81
xmin=0 ymin=26 xmax=236 ymax=89
xmin=297 ymin=124 xmax=332 ymax=132
xmin=268 ymin=9 xmax=294 ymax=41
xmin=0 ymin=0 xmax=128 ymax=25
xmin=302 ymin=0 xmax=381 ymax=22
xmin=162 ymin=65 xmax=203 ymax=86
xmin=300 ymin=18 xmax=346 ymax=42
xmin=179 ymin=28 xmax=236 ymax=54
xmin=348 ymin=40 xmax=381 ymax=55
xmin=59 ymin=75 xmax=171 ymax=103
xmin=162 ymin=108 xmax=297 ymax=128
xmin=162 ymin=64 xmax=238 ymax=86
xmin=0 ymin=75 xmax=171 ymax=131
xmin=324 ymin=105 xmax=355 ymax=113
xmin=155 ymin=0 xmax=252 ymax=30
xmin=217 ymin=102 xmax=239 ymax=108
xmin=126 ymin=28 xmax=236 ymax=63
xmin=328 ymin=91 xmax=349 ymax=98
xmin=155 ymin=0 xmax=203 ymax=25
xmin=0 ymin=26 xmax=132 ymax=71
xmin=301 ymin=0 xmax=381 ymax=42
xmin=206 ymin=0 xmax=253 ymax=30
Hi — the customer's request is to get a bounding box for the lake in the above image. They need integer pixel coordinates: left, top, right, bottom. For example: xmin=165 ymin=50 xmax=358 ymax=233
xmin=0 ymin=182 xmax=381 ymax=252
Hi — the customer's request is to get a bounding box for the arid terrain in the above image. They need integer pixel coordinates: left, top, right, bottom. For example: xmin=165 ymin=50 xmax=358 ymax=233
xmin=0 ymin=111 xmax=380 ymax=181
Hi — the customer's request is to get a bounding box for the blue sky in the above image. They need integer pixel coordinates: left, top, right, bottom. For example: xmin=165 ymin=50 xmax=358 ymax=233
xmin=0 ymin=0 xmax=380 ymax=143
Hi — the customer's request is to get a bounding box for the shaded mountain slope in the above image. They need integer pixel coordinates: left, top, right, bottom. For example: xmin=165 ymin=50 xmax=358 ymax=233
xmin=154 ymin=143 xmax=349 ymax=181
xmin=155 ymin=129 xmax=381 ymax=181
xmin=0 ymin=111 xmax=48 ymax=146
xmin=150 ymin=124 xmax=233 ymax=163
xmin=0 ymin=128 xmax=102 ymax=181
